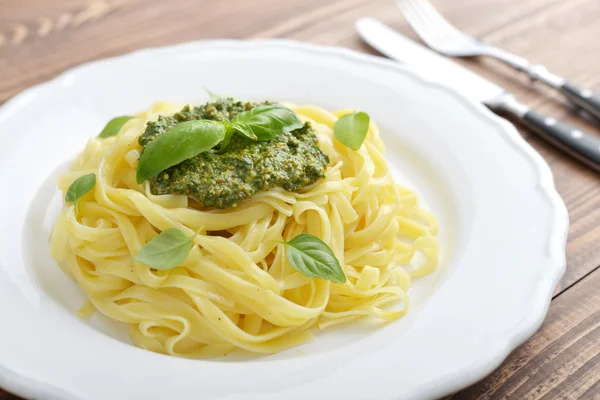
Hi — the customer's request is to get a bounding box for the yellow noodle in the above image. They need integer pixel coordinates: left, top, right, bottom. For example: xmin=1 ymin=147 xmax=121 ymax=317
xmin=50 ymin=101 xmax=439 ymax=358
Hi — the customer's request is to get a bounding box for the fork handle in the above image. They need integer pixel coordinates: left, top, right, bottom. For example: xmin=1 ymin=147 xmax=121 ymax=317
xmin=487 ymin=51 xmax=600 ymax=121
xmin=560 ymin=83 xmax=600 ymax=121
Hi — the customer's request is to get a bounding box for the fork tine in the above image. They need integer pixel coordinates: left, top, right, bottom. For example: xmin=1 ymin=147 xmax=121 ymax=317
xmin=408 ymin=0 xmax=459 ymax=36
xmin=404 ymin=0 xmax=447 ymax=41
xmin=396 ymin=0 xmax=440 ymax=44
xmin=397 ymin=0 xmax=467 ymax=47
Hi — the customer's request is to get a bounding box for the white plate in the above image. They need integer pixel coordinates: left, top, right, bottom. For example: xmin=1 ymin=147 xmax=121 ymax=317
xmin=0 ymin=40 xmax=568 ymax=400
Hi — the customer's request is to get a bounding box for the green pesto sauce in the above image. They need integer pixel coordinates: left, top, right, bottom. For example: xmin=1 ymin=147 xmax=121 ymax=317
xmin=138 ymin=99 xmax=330 ymax=209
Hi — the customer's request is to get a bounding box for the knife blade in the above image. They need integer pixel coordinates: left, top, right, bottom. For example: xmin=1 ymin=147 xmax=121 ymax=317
xmin=355 ymin=17 xmax=600 ymax=172
xmin=356 ymin=17 xmax=505 ymax=106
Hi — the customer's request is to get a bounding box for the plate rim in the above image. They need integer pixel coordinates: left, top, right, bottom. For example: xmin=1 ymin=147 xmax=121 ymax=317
xmin=0 ymin=38 xmax=568 ymax=400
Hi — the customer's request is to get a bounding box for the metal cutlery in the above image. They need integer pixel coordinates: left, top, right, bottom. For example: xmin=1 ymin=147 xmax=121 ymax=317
xmin=395 ymin=0 xmax=600 ymax=121
xmin=355 ymin=17 xmax=600 ymax=171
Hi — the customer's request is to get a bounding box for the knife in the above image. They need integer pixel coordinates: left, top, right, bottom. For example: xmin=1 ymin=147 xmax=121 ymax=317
xmin=356 ymin=17 xmax=600 ymax=172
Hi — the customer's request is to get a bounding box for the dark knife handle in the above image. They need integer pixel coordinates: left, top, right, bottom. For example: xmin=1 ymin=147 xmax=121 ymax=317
xmin=560 ymin=82 xmax=600 ymax=121
xmin=521 ymin=109 xmax=600 ymax=171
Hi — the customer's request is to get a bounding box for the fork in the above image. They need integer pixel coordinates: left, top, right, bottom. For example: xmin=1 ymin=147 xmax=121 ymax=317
xmin=395 ymin=0 xmax=600 ymax=122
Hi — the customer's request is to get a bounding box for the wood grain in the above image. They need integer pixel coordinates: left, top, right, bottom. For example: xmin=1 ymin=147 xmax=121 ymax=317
xmin=1 ymin=0 xmax=600 ymax=398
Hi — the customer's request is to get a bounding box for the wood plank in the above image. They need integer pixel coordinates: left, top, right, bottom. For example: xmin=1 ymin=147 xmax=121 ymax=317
xmin=451 ymin=266 xmax=600 ymax=399
xmin=0 ymin=0 xmax=375 ymax=104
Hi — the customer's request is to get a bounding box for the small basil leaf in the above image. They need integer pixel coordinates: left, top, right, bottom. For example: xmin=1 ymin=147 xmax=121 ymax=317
xmin=98 ymin=116 xmax=134 ymax=138
xmin=333 ymin=111 xmax=370 ymax=150
xmin=230 ymin=122 xmax=258 ymax=140
xmin=281 ymin=234 xmax=346 ymax=283
xmin=232 ymin=104 xmax=303 ymax=141
xmin=65 ymin=173 xmax=96 ymax=212
xmin=136 ymin=120 xmax=226 ymax=183
xmin=216 ymin=125 xmax=235 ymax=154
xmin=204 ymin=87 xmax=227 ymax=101
xmin=133 ymin=228 xmax=193 ymax=270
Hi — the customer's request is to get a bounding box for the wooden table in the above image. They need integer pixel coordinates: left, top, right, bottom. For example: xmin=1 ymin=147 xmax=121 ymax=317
xmin=1 ymin=0 xmax=599 ymax=398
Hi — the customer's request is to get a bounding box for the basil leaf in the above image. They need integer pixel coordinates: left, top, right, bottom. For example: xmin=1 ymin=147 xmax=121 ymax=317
xmin=98 ymin=116 xmax=134 ymax=138
xmin=216 ymin=126 xmax=235 ymax=154
xmin=281 ymin=234 xmax=346 ymax=283
xmin=333 ymin=111 xmax=370 ymax=150
xmin=230 ymin=122 xmax=258 ymax=140
xmin=136 ymin=120 xmax=226 ymax=183
xmin=65 ymin=173 xmax=96 ymax=213
xmin=134 ymin=228 xmax=193 ymax=270
xmin=204 ymin=87 xmax=227 ymax=101
xmin=232 ymin=104 xmax=303 ymax=141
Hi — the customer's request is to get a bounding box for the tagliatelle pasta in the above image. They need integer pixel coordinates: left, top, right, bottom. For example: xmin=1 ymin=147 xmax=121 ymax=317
xmin=50 ymin=100 xmax=439 ymax=358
